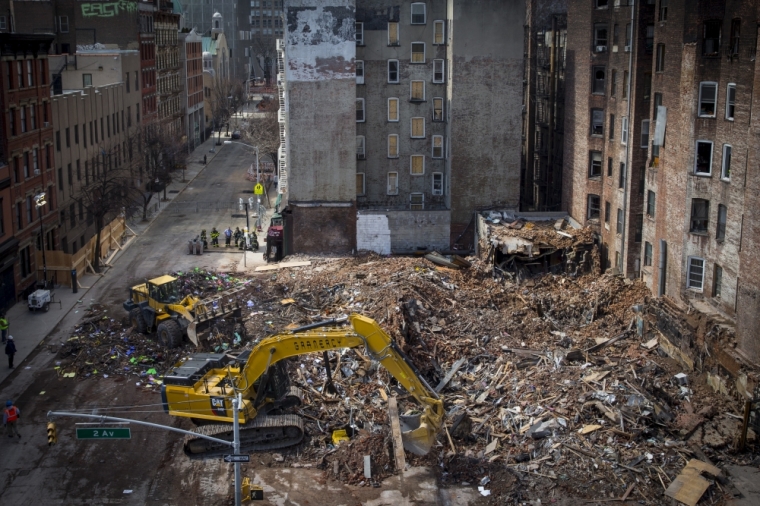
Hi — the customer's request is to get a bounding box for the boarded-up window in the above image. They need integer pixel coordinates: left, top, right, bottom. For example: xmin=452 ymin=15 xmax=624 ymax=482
xmin=411 ymin=117 xmax=425 ymax=138
xmin=388 ymin=98 xmax=398 ymax=121
xmin=388 ymin=22 xmax=399 ymax=45
xmin=388 ymin=134 xmax=398 ymax=157
xmin=410 ymin=155 xmax=424 ymax=175
xmin=356 ymin=173 xmax=365 ymax=195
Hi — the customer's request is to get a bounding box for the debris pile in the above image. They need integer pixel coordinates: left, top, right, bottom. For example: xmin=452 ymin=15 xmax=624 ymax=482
xmin=56 ymin=255 xmax=757 ymax=504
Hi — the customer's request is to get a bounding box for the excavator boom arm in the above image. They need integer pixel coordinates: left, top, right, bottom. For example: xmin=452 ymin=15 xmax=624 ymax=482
xmin=234 ymin=314 xmax=443 ymax=455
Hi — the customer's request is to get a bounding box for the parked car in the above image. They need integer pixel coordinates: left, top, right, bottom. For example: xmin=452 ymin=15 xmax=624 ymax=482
xmin=231 ymin=130 xmax=241 ymax=139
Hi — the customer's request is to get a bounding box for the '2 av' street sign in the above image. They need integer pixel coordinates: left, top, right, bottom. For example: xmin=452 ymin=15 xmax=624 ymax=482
xmin=76 ymin=428 xmax=132 ymax=440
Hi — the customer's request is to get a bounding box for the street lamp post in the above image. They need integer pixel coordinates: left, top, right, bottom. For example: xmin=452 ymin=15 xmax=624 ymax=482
xmin=223 ymin=140 xmax=261 ymax=229
xmin=34 ymin=192 xmax=48 ymax=288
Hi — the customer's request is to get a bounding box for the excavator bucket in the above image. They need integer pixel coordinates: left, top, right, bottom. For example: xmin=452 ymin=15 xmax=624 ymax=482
xmin=399 ymin=413 xmax=437 ymax=456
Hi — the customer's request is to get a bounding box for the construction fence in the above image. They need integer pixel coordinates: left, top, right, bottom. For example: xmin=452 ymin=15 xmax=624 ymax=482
xmin=35 ymin=216 xmax=130 ymax=288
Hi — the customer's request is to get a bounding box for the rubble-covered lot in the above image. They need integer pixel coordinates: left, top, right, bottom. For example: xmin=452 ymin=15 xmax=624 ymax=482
xmin=53 ymin=257 xmax=758 ymax=504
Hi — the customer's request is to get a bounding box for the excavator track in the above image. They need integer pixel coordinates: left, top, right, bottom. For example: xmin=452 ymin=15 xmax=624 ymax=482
xmin=183 ymin=414 xmax=304 ymax=459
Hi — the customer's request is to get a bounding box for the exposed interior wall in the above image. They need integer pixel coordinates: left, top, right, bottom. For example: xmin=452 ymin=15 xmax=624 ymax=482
xmin=288 ymin=204 xmax=357 ymax=254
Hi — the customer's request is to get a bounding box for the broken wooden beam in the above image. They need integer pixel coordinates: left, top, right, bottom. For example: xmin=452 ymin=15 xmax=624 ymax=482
xmin=388 ymin=396 xmax=406 ymax=472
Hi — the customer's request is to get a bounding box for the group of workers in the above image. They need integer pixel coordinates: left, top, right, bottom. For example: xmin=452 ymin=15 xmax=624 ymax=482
xmin=199 ymin=227 xmax=258 ymax=251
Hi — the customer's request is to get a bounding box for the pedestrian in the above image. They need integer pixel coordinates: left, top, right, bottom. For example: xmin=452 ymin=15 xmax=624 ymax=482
xmin=200 ymin=229 xmax=208 ymax=249
xmin=234 ymin=227 xmax=242 ymax=248
xmin=224 ymin=227 xmax=233 ymax=247
xmin=210 ymin=227 xmax=220 ymax=247
xmin=3 ymin=400 xmax=20 ymax=438
xmin=5 ymin=336 xmax=16 ymax=369
xmin=0 ymin=313 xmax=8 ymax=343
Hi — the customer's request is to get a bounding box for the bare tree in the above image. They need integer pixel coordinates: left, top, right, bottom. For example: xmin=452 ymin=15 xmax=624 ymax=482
xmin=69 ymin=138 xmax=140 ymax=273
xmin=210 ymin=74 xmax=246 ymax=143
xmin=243 ymin=94 xmax=280 ymax=169
xmin=139 ymin=124 xmax=188 ymax=219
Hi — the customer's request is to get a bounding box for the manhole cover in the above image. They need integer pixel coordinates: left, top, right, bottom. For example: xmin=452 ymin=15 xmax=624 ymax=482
xmin=169 ymin=190 xmax=180 ymax=194
xmin=230 ymin=214 xmax=246 ymax=218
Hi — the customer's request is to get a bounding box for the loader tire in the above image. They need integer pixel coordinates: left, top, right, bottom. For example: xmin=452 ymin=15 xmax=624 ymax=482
xmin=157 ymin=320 xmax=183 ymax=349
xmin=130 ymin=308 xmax=147 ymax=334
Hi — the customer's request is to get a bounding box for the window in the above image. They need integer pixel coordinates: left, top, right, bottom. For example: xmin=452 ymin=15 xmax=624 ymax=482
xmin=0 ymin=16 xmax=5 ymax=31
xmin=656 ymin=44 xmax=665 ymax=71
xmin=356 ymin=98 xmax=365 ymax=122
xmin=65 ymin=127 xmax=70 ymax=147
xmin=588 ymin=194 xmax=601 ymax=220
xmin=604 ymin=201 xmax=611 ymax=222
xmin=58 ymin=15 xmax=69 ymax=33
xmin=410 ymin=155 xmax=424 ymax=175
xmin=641 ymin=120 xmax=650 ymax=148
xmin=411 ymin=117 xmax=425 ymax=138
xmin=69 ymin=203 xmax=76 ymax=227
xmin=16 ymin=202 xmax=22 ymax=230
xmin=16 ymin=61 xmax=21 ymax=88
xmin=411 ymin=42 xmax=425 ymax=63
xmin=589 ymin=151 xmax=602 ymax=177
xmin=433 ymin=20 xmax=445 ymax=44
xmin=26 ymin=60 xmax=33 ymax=87
xmin=694 ymin=141 xmax=713 ymax=175
xmin=411 ymin=3 xmax=426 ymax=24
xmin=356 ymin=136 xmax=365 ymax=160
xmin=729 ymin=19 xmax=740 ymax=56
xmin=387 ymin=172 xmax=398 ymax=195
xmin=592 ymin=67 xmax=606 ymax=94
xmin=622 ymin=71 xmax=629 ymax=98
xmin=388 ymin=22 xmax=399 ymax=45
xmin=411 ymin=80 xmax=425 ymax=101
xmin=619 ymin=162 xmax=626 ymax=189
xmin=32 ymin=149 xmax=38 ymax=174
xmin=388 ymin=60 xmax=399 ymax=83
xmin=625 ymin=23 xmax=632 ymax=51
xmin=634 ymin=214 xmax=643 ymax=242
xmin=74 ymin=124 xmax=79 ymax=144
xmin=726 ymin=84 xmax=736 ymax=120
xmin=713 ymin=265 xmax=723 ymax=297
xmin=607 ymin=157 xmax=612 ymax=177
xmin=659 ymin=0 xmax=668 ymax=22
xmin=433 ymin=97 xmax=444 ymax=121
xmin=613 ymin=24 xmax=619 ymax=45
xmin=591 ymin=109 xmax=604 ymax=136
xmin=645 ymin=25 xmax=654 ymax=54
xmin=20 ymin=107 xmax=26 ymax=133
xmin=594 ymin=24 xmax=608 ymax=51
xmin=703 ymin=20 xmax=721 ymax=56
xmin=616 ymin=208 xmax=623 ymax=233
xmin=596 ymin=0 xmax=608 ymax=7
xmin=20 ymin=246 xmax=31 ymax=278
xmin=638 ymin=166 xmax=646 ymax=195
xmin=610 ymin=69 xmax=617 ymax=96
xmin=687 ymin=257 xmax=705 ymax=290
xmin=356 ymin=60 xmax=364 ymax=84
xmin=432 ymin=135 xmax=444 ymax=158
xmin=432 ymin=173 xmax=444 ymax=196
xmin=609 ymin=113 xmax=615 ymax=140
xmin=647 ymin=190 xmax=656 ymax=217
xmin=388 ymin=98 xmax=399 ymax=122
xmin=621 ymin=116 xmax=628 ymax=145
xmin=126 ymin=73 xmax=130 ymax=93
xmin=83 ymin=74 xmax=92 ymax=87
xmin=355 ymin=22 xmax=363 ymax=45
xmin=356 ymin=173 xmax=365 ymax=196
xmin=388 ymin=134 xmax=399 ymax=157
xmin=29 ymin=105 xmax=36 ymax=130
xmin=23 ymin=152 xmax=29 ymax=178
xmin=644 ymin=242 xmax=653 ymax=266
xmin=716 ymin=204 xmax=727 ymax=241
xmin=410 ymin=193 xmax=424 ymax=210
xmin=433 ymin=59 xmax=444 ymax=83
xmin=690 ymin=198 xmax=709 ymax=233
xmin=698 ymin=82 xmax=717 ymax=117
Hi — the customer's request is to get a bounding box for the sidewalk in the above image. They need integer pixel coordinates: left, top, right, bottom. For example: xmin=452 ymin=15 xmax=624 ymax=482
xmin=0 ymin=133 xmax=226 ymax=385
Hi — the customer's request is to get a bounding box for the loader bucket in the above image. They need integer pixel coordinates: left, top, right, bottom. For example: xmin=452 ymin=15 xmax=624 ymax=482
xmin=187 ymin=321 xmax=199 ymax=346
xmin=399 ymin=413 xmax=436 ymax=456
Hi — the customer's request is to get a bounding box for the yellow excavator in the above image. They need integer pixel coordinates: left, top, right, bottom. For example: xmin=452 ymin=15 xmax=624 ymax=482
xmin=124 ymin=275 xmax=246 ymax=348
xmin=161 ymin=314 xmax=444 ymax=457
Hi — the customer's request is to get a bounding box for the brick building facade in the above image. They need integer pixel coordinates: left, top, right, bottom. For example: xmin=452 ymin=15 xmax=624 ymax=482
xmin=0 ymin=34 xmax=57 ymax=309
xmin=180 ymin=28 xmax=204 ymax=150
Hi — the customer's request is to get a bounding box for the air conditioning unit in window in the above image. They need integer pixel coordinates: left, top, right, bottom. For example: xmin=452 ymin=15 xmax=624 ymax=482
xmin=357 ymin=153 xmax=365 ymax=160
xmin=624 ymin=45 xmax=631 ymax=52
xmin=44 ymin=122 xmax=49 ymax=127
xmin=34 ymin=169 xmax=40 ymax=176
xmin=596 ymin=45 xmax=607 ymax=53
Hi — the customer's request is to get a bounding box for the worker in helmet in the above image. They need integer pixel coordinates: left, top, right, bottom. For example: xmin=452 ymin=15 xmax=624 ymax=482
xmin=200 ymin=230 xmax=208 ymax=249
xmin=210 ymin=227 xmax=220 ymax=247
xmin=3 ymin=400 xmax=20 ymax=438
xmin=233 ymin=227 xmax=242 ymax=248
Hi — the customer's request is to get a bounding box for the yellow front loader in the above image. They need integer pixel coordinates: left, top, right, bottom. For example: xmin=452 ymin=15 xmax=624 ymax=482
xmin=161 ymin=314 xmax=444 ymax=457
xmin=123 ymin=275 xmax=245 ymax=348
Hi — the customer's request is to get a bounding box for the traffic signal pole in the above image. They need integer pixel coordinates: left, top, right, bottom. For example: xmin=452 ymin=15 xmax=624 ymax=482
xmin=47 ymin=410 xmax=245 ymax=506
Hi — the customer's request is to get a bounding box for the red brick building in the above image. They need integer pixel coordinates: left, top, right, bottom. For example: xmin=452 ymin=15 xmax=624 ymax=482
xmin=0 ymin=34 xmax=57 ymax=310
xmin=563 ymin=0 xmax=760 ymax=362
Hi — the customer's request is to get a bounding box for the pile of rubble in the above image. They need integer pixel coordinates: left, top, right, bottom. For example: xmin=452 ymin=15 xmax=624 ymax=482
xmin=54 ymin=256 xmax=757 ymax=503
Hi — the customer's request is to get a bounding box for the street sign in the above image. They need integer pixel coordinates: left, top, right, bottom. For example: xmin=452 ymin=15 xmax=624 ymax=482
xmin=254 ymin=183 xmax=264 ymax=195
xmin=76 ymin=427 xmax=131 ymax=439
xmin=223 ymin=454 xmax=250 ymax=463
